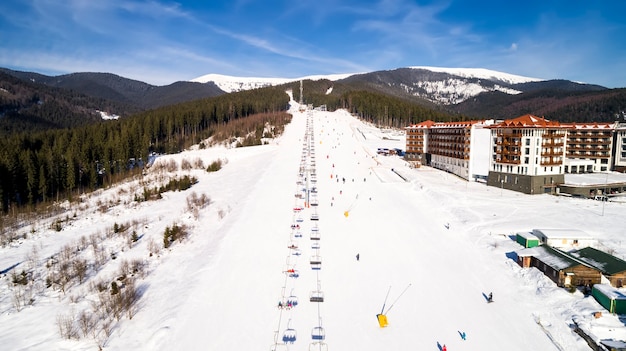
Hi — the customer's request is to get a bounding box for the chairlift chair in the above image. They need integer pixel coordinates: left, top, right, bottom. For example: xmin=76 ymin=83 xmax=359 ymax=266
xmin=311 ymin=241 xmax=320 ymax=250
xmin=311 ymin=326 xmax=325 ymax=340
xmin=310 ymin=290 xmax=324 ymax=302
xmin=287 ymin=290 xmax=298 ymax=307
xmin=282 ymin=328 xmax=297 ymax=344
xmin=310 ymin=255 xmax=321 ymax=264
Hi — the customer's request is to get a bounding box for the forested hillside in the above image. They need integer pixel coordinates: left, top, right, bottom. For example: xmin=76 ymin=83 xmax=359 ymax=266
xmin=0 ymin=87 xmax=290 ymax=213
xmin=453 ymin=85 xmax=626 ymax=122
xmin=286 ymin=80 xmax=463 ymax=127
xmin=0 ymin=71 xmax=133 ymax=135
xmin=1 ymin=69 xmax=225 ymax=111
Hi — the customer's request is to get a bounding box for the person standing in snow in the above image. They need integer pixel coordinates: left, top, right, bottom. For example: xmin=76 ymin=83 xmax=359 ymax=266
xmin=356 ymin=253 xmax=360 ymax=261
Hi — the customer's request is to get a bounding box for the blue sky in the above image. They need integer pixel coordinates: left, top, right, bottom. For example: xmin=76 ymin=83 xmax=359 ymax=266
xmin=1 ymin=0 xmax=625 ymax=87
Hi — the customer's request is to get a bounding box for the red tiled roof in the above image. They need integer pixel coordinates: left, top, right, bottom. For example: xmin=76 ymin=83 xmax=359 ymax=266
xmin=407 ymin=120 xmax=436 ymax=129
xmin=494 ymin=114 xmax=561 ymax=128
xmin=560 ymin=122 xmax=615 ymax=129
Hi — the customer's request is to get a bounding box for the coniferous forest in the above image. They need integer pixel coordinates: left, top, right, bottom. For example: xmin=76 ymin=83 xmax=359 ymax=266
xmin=0 ymin=87 xmax=290 ymax=213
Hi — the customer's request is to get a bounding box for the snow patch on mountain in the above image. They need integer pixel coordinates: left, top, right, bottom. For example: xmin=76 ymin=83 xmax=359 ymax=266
xmin=408 ymin=79 xmax=524 ymax=105
xmin=191 ymin=73 xmax=356 ymax=93
xmin=410 ymin=66 xmax=543 ymax=85
xmin=97 ymin=110 xmax=120 ymax=120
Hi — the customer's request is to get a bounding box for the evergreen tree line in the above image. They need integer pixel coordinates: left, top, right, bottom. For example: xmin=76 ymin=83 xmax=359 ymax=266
xmin=0 ymin=87 xmax=290 ymax=213
xmin=291 ymin=81 xmax=464 ymax=128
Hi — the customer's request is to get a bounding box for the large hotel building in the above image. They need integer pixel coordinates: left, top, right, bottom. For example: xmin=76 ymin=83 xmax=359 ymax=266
xmin=406 ymin=116 xmax=626 ymax=195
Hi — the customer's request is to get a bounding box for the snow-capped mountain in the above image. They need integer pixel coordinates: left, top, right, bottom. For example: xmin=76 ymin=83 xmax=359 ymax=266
xmin=403 ymin=66 xmax=543 ymax=104
xmin=191 ymin=72 xmax=356 ymax=93
xmin=191 ymin=67 xmax=546 ymax=104
xmin=410 ymin=66 xmax=542 ymax=85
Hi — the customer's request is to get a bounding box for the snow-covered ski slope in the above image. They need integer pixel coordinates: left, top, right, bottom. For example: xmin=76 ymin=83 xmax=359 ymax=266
xmin=114 ymin=104 xmax=624 ymax=350
xmin=2 ymin=97 xmax=626 ymax=351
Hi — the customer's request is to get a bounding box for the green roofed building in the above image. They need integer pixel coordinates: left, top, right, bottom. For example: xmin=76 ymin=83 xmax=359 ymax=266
xmin=571 ymin=247 xmax=626 ymax=288
xmin=516 ymin=245 xmax=601 ymax=288
xmin=592 ymin=284 xmax=626 ymax=314
xmin=516 ymin=232 xmax=540 ymax=248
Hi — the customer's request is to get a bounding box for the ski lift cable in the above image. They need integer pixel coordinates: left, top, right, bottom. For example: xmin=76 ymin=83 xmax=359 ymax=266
xmin=384 ymin=283 xmax=411 ymax=315
xmin=380 ymin=285 xmax=392 ymax=315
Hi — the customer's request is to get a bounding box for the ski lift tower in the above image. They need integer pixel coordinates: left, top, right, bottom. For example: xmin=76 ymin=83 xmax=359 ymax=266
xmin=299 ymin=80 xmax=306 ymax=112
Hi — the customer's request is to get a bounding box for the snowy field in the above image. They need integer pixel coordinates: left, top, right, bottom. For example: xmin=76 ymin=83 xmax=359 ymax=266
xmin=1 ymin=97 xmax=626 ymax=350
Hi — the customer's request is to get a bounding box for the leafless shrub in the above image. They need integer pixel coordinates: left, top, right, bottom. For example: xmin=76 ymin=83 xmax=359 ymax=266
xmin=78 ymin=235 xmax=89 ymax=251
xmin=11 ymin=285 xmax=25 ymax=312
xmin=69 ymin=293 xmax=81 ymax=304
xmin=129 ymin=259 xmax=147 ymax=279
xmin=147 ymin=237 xmax=160 ymax=257
xmin=120 ymin=278 xmax=139 ymax=319
xmin=98 ymin=203 xmax=108 ymax=213
xmin=93 ymin=247 xmax=107 ymax=272
xmin=56 ymin=311 xmax=79 ymax=339
xmin=181 ymin=158 xmax=193 ymax=170
xmin=90 ymin=232 xmax=100 ymax=251
xmin=25 ymin=245 xmax=40 ymax=271
xmin=77 ymin=309 xmax=95 ymax=338
xmin=165 ymin=159 xmax=178 ymax=172
xmin=73 ymin=258 xmax=88 ymax=283
xmin=193 ymin=157 xmax=205 ymax=169
xmin=60 ymin=244 xmax=74 ymax=263
xmin=218 ymin=208 xmax=227 ymax=219
xmin=186 ymin=192 xmax=212 ymax=220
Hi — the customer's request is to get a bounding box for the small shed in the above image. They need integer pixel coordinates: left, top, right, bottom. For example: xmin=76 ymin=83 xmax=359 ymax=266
xmin=516 ymin=232 xmax=540 ymax=248
xmin=532 ymin=228 xmax=596 ymax=249
xmin=592 ymin=284 xmax=626 ymax=314
xmin=516 ymin=245 xmax=602 ymax=287
xmin=571 ymin=247 xmax=626 ymax=288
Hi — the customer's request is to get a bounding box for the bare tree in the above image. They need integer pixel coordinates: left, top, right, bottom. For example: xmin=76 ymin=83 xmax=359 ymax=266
xmin=147 ymin=238 xmax=160 ymax=257
xmin=77 ymin=309 xmax=95 ymax=338
xmin=73 ymin=258 xmax=88 ymax=283
xmin=56 ymin=311 xmax=78 ymax=339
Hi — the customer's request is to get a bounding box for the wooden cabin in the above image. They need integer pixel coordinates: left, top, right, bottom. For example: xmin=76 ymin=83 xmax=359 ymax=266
xmin=516 ymin=245 xmax=601 ymax=288
xmin=571 ymin=247 xmax=626 ymax=288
